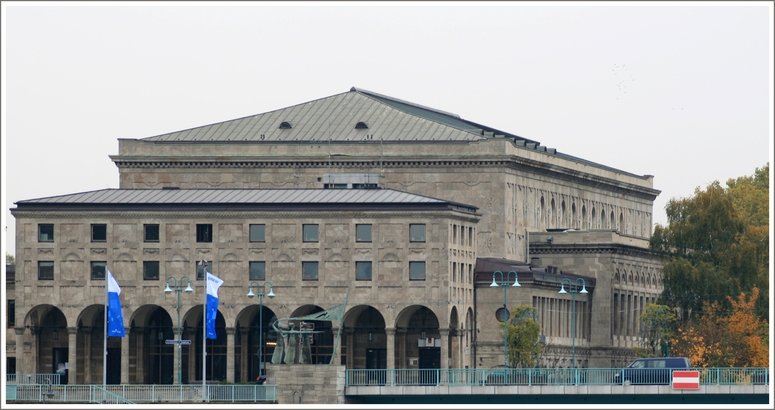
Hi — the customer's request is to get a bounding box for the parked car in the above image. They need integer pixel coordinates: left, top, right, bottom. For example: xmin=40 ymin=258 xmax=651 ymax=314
xmin=614 ymin=357 xmax=691 ymax=385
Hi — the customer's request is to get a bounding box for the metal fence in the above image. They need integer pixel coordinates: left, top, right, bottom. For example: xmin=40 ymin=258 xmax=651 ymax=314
xmin=8 ymin=384 xmax=277 ymax=404
xmin=7 ymin=373 xmax=61 ymax=385
xmin=345 ymin=367 xmax=769 ymax=387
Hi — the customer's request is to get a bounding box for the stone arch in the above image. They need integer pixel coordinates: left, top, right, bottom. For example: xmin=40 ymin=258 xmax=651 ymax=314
xmin=179 ymin=305 xmax=227 ymax=383
xmin=601 ymin=208 xmax=607 ymax=229
xmin=235 ymin=303 xmax=279 ymax=381
xmin=581 ymin=205 xmax=587 ymax=229
xmin=571 ymin=203 xmax=577 ymax=228
xmin=560 ymin=200 xmax=567 ymax=226
xmin=591 ymin=207 xmax=597 ymax=229
xmin=285 ymin=304 xmax=334 ymax=365
xmin=394 ymin=305 xmax=440 ymax=370
xmin=619 ymin=212 xmax=624 ymax=232
xmin=127 ymin=304 xmax=174 ymax=384
xmin=24 ymin=305 xmax=68 ymax=376
xmin=342 ymin=305 xmax=387 ymax=369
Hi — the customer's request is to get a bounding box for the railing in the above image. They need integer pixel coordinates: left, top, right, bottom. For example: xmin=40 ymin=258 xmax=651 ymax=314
xmin=7 ymin=373 xmax=61 ymax=384
xmin=345 ymin=367 xmax=770 ymax=387
xmin=7 ymin=384 xmax=277 ymax=404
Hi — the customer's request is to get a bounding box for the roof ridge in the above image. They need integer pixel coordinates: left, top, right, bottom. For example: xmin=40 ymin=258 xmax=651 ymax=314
xmin=351 ymin=87 xmax=462 ymax=119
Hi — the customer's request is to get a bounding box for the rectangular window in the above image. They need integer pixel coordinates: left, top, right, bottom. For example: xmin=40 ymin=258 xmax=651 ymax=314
xmin=303 ymin=224 xmax=319 ymax=242
xmin=7 ymin=300 xmax=15 ymax=327
xmin=38 ymin=261 xmax=54 ymax=280
xmin=409 ymin=261 xmax=426 ymax=281
xmin=196 ymin=260 xmax=213 ymax=280
xmin=249 ymin=261 xmax=266 ymax=281
xmin=91 ymin=224 xmax=107 ymax=242
xmin=356 ymin=224 xmax=372 ymax=242
xmin=302 ymin=261 xmax=319 ymax=281
xmin=196 ymin=224 xmax=213 ymax=243
xmin=91 ymin=261 xmax=107 ymax=280
xmin=249 ymin=224 xmax=266 ymax=242
xmin=355 ymin=261 xmax=372 ymax=281
xmin=410 ymin=224 xmax=426 ymax=243
xmin=38 ymin=224 xmax=54 ymax=242
xmin=143 ymin=261 xmax=160 ymax=281
xmin=144 ymin=224 xmax=160 ymax=242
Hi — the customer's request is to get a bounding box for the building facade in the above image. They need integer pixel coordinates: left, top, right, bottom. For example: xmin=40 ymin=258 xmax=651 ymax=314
xmin=7 ymin=87 xmax=662 ymax=384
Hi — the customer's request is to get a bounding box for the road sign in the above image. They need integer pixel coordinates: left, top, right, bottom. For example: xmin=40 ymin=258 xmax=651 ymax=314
xmin=165 ymin=339 xmax=192 ymax=345
xmin=672 ymin=370 xmax=700 ymax=389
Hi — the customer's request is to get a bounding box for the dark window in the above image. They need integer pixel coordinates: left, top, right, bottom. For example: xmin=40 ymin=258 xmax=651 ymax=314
xmin=352 ymin=183 xmax=378 ymax=189
xmin=303 ymin=224 xmax=319 ymax=242
xmin=249 ymin=261 xmax=266 ymax=281
xmin=7 ymin=300 xmax=15 ymax=327
xmin=249 ymin=224 xmax=266 ymax=242
xmin=323 ymin=183 xmax=348 ymax=189
xmin=91 ymin=261 xmax=107 ymax=280
xmin=196 ymin=224 xmax=212 ymax=243
xmin=279 ymin=121 xmax=292 ymax=129
xmin=302 ymin=261 xmax=319 ymax=281
xmin=356 ymin=224 xmax=372 ymax=242
xmin=38 ymin=261 xmax=54 ymax=280
xmin=7 ymin=358 xmax=16 ymax=376
xmin=196 ymin=260 xmax=212 ymax=280
xmin=144 ymin=224 xmax=160 ymax=242
xmin=355 ymin=261 xmax=372 ymax=281
xmin=91 ymin=224 xmax=107 ymax=242
xmin=38 ymin=224 xmax=54 ymax=242
xmin=410 ymin=224 xmax=426 ymax=242
xmin=143 ymin=261 xmax=160 ymax=281
xmin=409 ymin=261 xmax=426 ymax=281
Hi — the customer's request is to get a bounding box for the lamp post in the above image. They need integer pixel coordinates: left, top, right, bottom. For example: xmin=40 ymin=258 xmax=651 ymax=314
xmin=164 ymin=276 xmax=193 ymax=385
xmin=558 ymin=277 xmax=588 ymax=372
xmin=490 ymin=270 xmax=520 ymax=367
xmin=247 ymin=281 xmax=275 ymax=379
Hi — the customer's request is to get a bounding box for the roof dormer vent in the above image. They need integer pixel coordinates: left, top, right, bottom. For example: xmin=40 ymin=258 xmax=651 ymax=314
xmin=279 ymin=121 xmax=292 ymax=129
xmin=355 ymin=121 xmax=368 ymax=130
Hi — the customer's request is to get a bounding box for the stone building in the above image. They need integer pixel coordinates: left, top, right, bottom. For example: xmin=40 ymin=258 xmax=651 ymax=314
xmin=7 ymin=87 xmax=662 ymax=384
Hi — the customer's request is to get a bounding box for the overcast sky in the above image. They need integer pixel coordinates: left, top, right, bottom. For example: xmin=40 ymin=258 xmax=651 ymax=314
xmin=2 ymin=2 xmax=772 ymax=256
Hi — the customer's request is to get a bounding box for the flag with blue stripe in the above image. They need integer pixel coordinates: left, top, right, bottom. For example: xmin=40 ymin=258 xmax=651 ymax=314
xmin=205 ymin=271 xmax=223 ymax=340
xmin=106 ymin=269 xmax=126 ymax=337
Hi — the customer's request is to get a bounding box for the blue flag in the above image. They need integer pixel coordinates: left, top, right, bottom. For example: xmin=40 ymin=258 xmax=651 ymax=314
xmin=106 ymin=269 xmax=126 ymax=337
xmin=205 ymin=271 xmax=223 ymax=340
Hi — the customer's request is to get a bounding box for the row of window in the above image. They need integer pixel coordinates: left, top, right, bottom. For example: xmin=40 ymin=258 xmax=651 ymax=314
xmin=36 ymin=260 xmax=428 ymax=282
xmin=38 ymin=223 xmax=427 ymax=244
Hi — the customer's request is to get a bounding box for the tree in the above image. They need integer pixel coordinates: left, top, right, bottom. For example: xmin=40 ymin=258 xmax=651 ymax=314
xmin=504 ymin=304 xmax=544 ymax=368
xmin=639 ymin=303 xmax=677 ymax=356
xmin=670 ymin=287 xmax=768 ymax=368
xmin=5 ymin=253 xmax=13 ymax=265
xmin=651 ymin=163 xmax=769 ymax=321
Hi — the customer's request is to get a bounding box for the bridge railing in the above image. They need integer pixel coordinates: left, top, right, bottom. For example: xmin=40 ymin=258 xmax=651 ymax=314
xmin=344 ymin=368 xmax=769 ymax=387
xmin=6 ymin=373 xmax=61 ymax=385
xmin=7 ymin=383 xmax=277 ymax=404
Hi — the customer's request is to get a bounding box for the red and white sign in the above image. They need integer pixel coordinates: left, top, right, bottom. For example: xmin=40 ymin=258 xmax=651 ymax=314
xmin=672 ymin=370 xmax=700 ymax=389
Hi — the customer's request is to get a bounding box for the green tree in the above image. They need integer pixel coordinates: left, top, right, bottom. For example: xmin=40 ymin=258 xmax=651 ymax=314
xmin=639 ymin=303 xmax=677 ymax=356
xmin=5 ymin=253 xmax=14 ymax=265
xmin=504 ymin=304 xmax=544 ymax=368
xmin=651 ymin=163 xmax=769 ymax=321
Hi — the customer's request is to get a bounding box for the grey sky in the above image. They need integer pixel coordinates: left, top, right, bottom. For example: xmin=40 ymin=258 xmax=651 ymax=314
xmin=2 ymin=2 xmax=772 ymax=256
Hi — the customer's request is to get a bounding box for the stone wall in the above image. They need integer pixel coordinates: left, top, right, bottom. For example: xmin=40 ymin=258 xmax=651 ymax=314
xmin=267 ymin=364 xmax=345 ymax=404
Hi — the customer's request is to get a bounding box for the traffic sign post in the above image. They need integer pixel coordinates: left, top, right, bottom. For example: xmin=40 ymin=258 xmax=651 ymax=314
xmin=672 ymin=370 xmax=700 ymax=389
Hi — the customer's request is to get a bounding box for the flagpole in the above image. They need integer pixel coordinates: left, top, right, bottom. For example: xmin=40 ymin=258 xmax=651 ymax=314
xmin=201 ymin=260 xmax=207 ymax=403
xmin=103 ymin=268 xmax=109 ymax=393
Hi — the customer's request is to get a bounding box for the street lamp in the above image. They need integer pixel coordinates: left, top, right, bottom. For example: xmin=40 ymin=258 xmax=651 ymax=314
xmin=247 ymin=281 xmax=275 ymax=379
xmin=558 ymin=277 xmax=588 ymax=371
xmin=164 ymin=276 xmax=193 ymax=385
xmin=490 ymin=270 xmax=520 ymax=367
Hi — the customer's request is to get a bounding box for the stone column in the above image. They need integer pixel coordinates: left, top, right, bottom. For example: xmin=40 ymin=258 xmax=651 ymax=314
xmin=385 ymin=327 xmax=395 ymax=369
xmin=136 ymin=330 xmax=145 ymax=384
xmin=84 ymin=329 xmax=92 ymax=382
xmin=67 ymin=327 xmax=77 ymax=384
xmin=346 ymin=331 xmax=354 ymax=368
xmin=439 ymin=328 xmax=449 ymax=370
xmin=226 ymin=327 xmax=235 ymax=383
xmin=240 ymin=331 xmax=248 ymax=382
xmin=121 ymin=328 xmax=130 ymax=384
xmin=15 ymin=328 xmax=25 ymax=376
